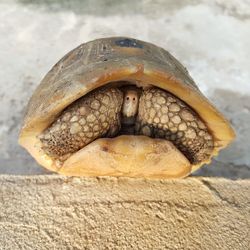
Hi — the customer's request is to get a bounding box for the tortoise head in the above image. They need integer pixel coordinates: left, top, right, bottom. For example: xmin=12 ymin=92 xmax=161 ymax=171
xmin=19 ymin=37 xmax=235 ymax=178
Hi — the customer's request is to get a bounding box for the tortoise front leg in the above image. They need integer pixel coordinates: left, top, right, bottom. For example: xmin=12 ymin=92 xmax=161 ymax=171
xmin=135 ymin=88 xmax=214 ymax=164
xmin=39 ymin=87 xmax=123 ymax=158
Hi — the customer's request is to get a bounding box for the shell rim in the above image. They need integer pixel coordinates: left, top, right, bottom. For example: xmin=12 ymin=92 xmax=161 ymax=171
xmin=19 ymin=37 xmax=235 ymax=174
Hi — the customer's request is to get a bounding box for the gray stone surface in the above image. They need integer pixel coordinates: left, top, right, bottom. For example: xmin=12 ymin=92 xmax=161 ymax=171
xmin=0 ymin=176 xmax=249 ymax=249
xmin=0 ymin=0 xmax=250 ymax=177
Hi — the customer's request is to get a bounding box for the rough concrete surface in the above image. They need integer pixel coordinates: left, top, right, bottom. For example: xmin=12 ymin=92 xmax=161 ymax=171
xmin=0 ymin=2 xmax=249 ymax=249
xmin=0 ymin=0 xmax=250 ymax=177
xmin=0 ymin=176 xmax=249 ymax=250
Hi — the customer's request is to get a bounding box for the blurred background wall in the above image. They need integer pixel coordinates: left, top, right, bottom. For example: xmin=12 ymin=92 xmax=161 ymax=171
xmin=0 ymin=0 xmax=250 ymax=177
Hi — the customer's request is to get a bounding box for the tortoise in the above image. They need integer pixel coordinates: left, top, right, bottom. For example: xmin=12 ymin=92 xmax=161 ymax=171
xmin=19 ymin=37 xmax=235 ymax=178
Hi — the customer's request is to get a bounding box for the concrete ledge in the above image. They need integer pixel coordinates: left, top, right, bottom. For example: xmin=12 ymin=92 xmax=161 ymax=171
xmin=0 ymin=176 xmax=249 ymax=249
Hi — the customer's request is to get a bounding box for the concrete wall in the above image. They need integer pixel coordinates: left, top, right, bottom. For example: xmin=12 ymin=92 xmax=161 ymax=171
xmin=0 ymin=176 xmax=249 ymax=249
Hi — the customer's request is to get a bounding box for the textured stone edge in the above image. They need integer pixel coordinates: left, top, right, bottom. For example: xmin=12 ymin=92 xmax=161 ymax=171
xmin=0 ymin=175 xmax=249 ymax=250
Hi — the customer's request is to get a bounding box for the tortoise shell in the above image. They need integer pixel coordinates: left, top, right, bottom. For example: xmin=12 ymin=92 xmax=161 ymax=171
xmin=19 ymin=37 xmax=235 ymax=178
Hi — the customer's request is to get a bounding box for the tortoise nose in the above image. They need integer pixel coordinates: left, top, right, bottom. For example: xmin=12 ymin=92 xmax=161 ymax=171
xmin=122 ymin=90 xmax=139 ymax=118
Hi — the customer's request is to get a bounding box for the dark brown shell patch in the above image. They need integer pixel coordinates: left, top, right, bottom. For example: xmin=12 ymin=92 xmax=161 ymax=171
xmin=115 ymin=38 xmax=143 ymax=49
